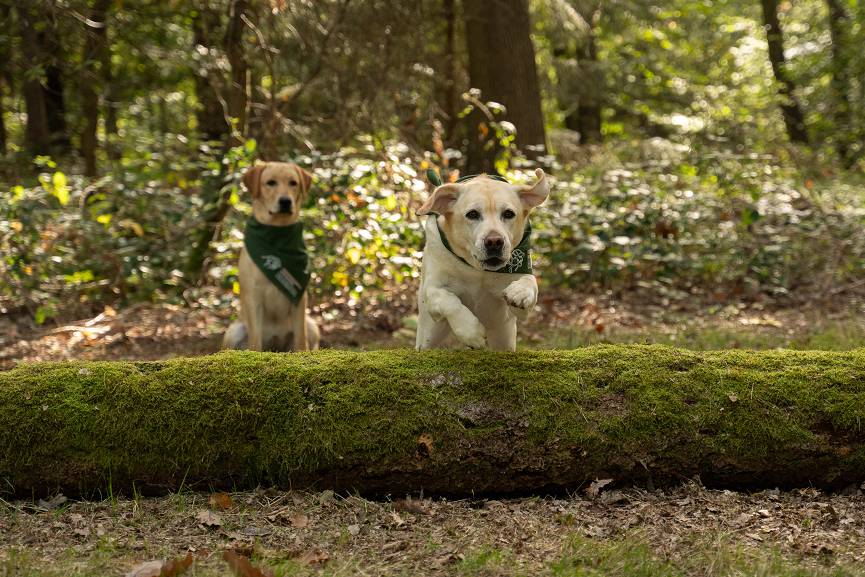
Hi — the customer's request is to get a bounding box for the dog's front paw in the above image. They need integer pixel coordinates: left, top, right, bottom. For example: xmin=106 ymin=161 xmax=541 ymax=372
xmin=503 ymin=279 xmax=537 ymax=311
xmin=452 ymin=317 xmax=487 ymax=349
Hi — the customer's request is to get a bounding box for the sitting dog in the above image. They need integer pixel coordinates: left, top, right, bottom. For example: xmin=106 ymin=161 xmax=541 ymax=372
xmin=223 ymin=162 xmax=320 ymax=351
xmin=415 ymin=169 xmax=549 ymax=351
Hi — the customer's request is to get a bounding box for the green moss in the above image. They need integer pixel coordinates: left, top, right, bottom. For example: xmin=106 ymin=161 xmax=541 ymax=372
xmin=1 ymin=346 xmax=865 ymax=497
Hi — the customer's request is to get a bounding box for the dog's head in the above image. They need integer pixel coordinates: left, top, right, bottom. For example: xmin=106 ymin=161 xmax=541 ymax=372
xmin=417 ymin=169 xmax=549 ymax=271
xmin=242 ymin=162 xmax=313 ymax=226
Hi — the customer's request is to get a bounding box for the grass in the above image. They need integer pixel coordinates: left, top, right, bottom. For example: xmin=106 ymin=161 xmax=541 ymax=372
xmin=539 ymin=319 xmax=865 ymax=352
xmin=549 ymin=534 xmax=865 ymax=577
xmin=4 ymin=536 xmax=864 ymax=576
xmin=2 ymin=346 xmax=865 ymax=497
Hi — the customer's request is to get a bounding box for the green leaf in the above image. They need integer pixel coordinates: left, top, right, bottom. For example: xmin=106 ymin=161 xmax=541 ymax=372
xmin=52 ymin=171 xmax=70 ymax=206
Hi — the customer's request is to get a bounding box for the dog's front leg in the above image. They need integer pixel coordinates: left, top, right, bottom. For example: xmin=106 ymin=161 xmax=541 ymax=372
xmin=246 ymin=300 xmax=266 ymax=351
xmin=502 ymin=274 xmax=538 ymax=320
xmin=424 ymin=286 xmax=486 ymax=349
xmin=291 ymin=293 xmax=309 ymax=351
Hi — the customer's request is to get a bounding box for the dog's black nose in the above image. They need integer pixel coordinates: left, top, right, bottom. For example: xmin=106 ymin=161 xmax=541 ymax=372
xmin=278 ymin=197 xmax=293 ymax=213
xmin=484 ymin=235 xmax=504 ymax=254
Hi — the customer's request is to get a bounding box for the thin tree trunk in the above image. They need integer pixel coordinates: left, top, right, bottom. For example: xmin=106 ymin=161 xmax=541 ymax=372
xmin=186 ymin=0 xmax=251 ymax=281
xmin=192 ymin=3 xmax=230 ymax=142
xmin=102 ymin=15 xmax=119 ymax=162
xmin=81 ymin=0 xmax=111 ymax=177
xmin=0 ymin=4 xmax=9 ymax=155
xmin=225 ymin=0 xmax=249 ymax=145
xmin=564 ymin=7 xmax=603 ymax=145
xmin=760 ymin=0 xmax=809 ymax=144
xmin=442 ymin=0 xmax=459 ymax=145
xmin=17 ymin=6 xmax=51 ymax=155
xmin=825 ymin=0 xmax=855 ymax=167
xmin=464 ymin=0 xmax=546 ymax=173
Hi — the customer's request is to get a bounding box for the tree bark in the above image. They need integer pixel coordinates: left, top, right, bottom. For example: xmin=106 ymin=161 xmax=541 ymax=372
xmin=17 ymin=6 xmax=51 ymax=155
xmin=225 ymin=0 xmax=250 ymax=145
xmin=464 ymin=0 xmax=546 ymax=173
xmin=192 ymin=2 xmax=230 ymax=142
xmin=0 ymin=4 xmax=9 ymax=155
xmin=441 ymin=0 xmax=459 ymax=145
xmin=81 ymin=0 xmax=111 ymax=177
xmin=760 ymin=0 xmax=809 ymax=144
xmin=563 ymin=5 xmax=603 ymax=145
xmin=824 ymin=0 xmax=855 ymax=167
xmin=3 ymin=348 xmax=865 ymax=498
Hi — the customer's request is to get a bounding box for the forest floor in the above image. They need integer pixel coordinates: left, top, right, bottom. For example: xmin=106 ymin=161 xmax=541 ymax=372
xmin=1 ymin=289 xmax=864 ymax=369
xmin=2 ymin=483 xmax=865 ymax=576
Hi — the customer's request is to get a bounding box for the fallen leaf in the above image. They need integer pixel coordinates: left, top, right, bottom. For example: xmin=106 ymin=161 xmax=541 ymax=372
xmin=390 ymin=511 xmax=406 ymax=527
xmin=223 ymin=549 xmax=274 ymax=577
xmin=394 ymin=497 xmax=429 ymax=515
xmin=297 ymin=548 xmax=329 ymax=566
xmin=586 ymin=479 xmax=613 ymax=498
xmin=161 ymin=554 xmax=193 ymax=576
xmin=196 ymin=510 xmax=222 ymax=528
xmin=36 ymin=494 xmax=67 ymax=511
xmin=209 ymin=493 xmax=235 ymax=511
xmin=289 ymin=513 xmax=309 ymax=528
xmin=125 ymin=560 xmax=164 ymax=577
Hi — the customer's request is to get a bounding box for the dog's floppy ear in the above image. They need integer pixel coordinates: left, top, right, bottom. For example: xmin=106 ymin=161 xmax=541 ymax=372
xmin=242 ymin=163 xmax=266 ymax=198
xmin=294 ymin=165 xmax=313 ymax=200
xmin=417 ymin=183 xmax=462 ymax=216
xmin=518 ymin=168 xmax=549 ymax=209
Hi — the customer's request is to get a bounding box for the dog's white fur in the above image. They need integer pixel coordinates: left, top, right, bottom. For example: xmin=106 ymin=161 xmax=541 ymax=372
xmin=222 ymin=162 xmax=320 ymax=352
xmin=415 ymin=169 xmax=549 ymax=351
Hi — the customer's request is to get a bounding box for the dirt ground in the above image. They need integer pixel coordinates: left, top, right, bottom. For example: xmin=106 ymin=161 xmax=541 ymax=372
xmin=2 ymin=483 xmax=865 ymax=576
xmin=2 ymin=291 xmax=864 ymax=369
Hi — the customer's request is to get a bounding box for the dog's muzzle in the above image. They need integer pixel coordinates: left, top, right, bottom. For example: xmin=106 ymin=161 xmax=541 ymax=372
xmin=274 ymin=197 xmax=294 ymax=215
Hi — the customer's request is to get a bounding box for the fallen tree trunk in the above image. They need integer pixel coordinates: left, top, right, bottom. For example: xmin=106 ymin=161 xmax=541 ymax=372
xmin=1 ymin=346 xmax=864 ymax=498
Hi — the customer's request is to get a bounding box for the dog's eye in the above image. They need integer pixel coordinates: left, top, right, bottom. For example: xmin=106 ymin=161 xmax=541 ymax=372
xmin=266 ymin=179 xmax=277 ymax=186
xmin=465 ymin=209 xmax=481 ymax=221
xmin=502 ymin=209 xmax=516 ymax=220
xmin=289 ymin=179 xmax=298 ymax=187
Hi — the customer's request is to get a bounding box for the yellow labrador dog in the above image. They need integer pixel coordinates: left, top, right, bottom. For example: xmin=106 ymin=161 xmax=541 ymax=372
xmin=223 ymin=162 xmax=320 ymax=351
xmin=415 ymin=169 xmax=549 ymax=351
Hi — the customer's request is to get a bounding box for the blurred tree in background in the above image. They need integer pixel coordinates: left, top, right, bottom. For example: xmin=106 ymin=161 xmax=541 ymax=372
xmin=0 ymin=0 xmax=863 ymax=326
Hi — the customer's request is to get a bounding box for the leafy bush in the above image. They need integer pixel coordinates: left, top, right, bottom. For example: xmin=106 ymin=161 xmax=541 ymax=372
xmin=3 ymin=138 xmax=864 ymax=324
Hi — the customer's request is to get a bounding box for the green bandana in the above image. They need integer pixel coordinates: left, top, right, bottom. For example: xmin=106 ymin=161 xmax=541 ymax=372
xmin=425 ymin=169 xmax=534 ymax=275
xmin=243 ymin=217 xmax=311 ymax=304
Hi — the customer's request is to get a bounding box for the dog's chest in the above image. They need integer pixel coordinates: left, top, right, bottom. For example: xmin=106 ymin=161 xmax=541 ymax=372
xmin=239 ymin=250 xmax=299 ymax=321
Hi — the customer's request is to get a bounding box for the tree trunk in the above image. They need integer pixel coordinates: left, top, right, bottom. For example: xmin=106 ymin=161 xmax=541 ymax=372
xmin=185 ymin=0 xmax=251 ymax=281
xmin=3 ymin=347 xmax=865 ymax=498
xmin=192 ymin=3 xmax=230 ymax=142
xmin=81 ymin=0 xmax=111 ymax=177
xmin=225 ymin=0 xmax=250 ymax=145
xmin=760 ymin=0 xmax=809 ymax=144
xmin=0 ymin=4 xmax=9 ymax=155
xmin=441 ymin=0 xmax=459 ymax=145
xmin=563 ymin=7 xmax=603 ymax=145
xmin=464 ymin=0 xmax=546 ymax=173
xmin=825 ymin=0 xmax=856 ymax=167
xmin=17 ymin=6 xmax=51 ymax=155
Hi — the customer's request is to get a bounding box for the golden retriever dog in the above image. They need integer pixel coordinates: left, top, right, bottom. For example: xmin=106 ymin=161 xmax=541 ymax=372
xmin=415 ymin=169 xmax=549 ymax=351
xmin=222 ymin=162 xmax=320 ymax=351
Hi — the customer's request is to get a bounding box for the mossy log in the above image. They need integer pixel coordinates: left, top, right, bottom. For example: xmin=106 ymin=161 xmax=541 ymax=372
xmin=2 ymin=346 xmax=865 ymax=498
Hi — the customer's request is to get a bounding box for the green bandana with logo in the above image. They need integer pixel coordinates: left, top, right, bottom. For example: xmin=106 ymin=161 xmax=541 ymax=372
xmin=425 ymin=169 xmax=534 ymax=275
xmin=244 ymin=217 xmax=311 ymax=304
